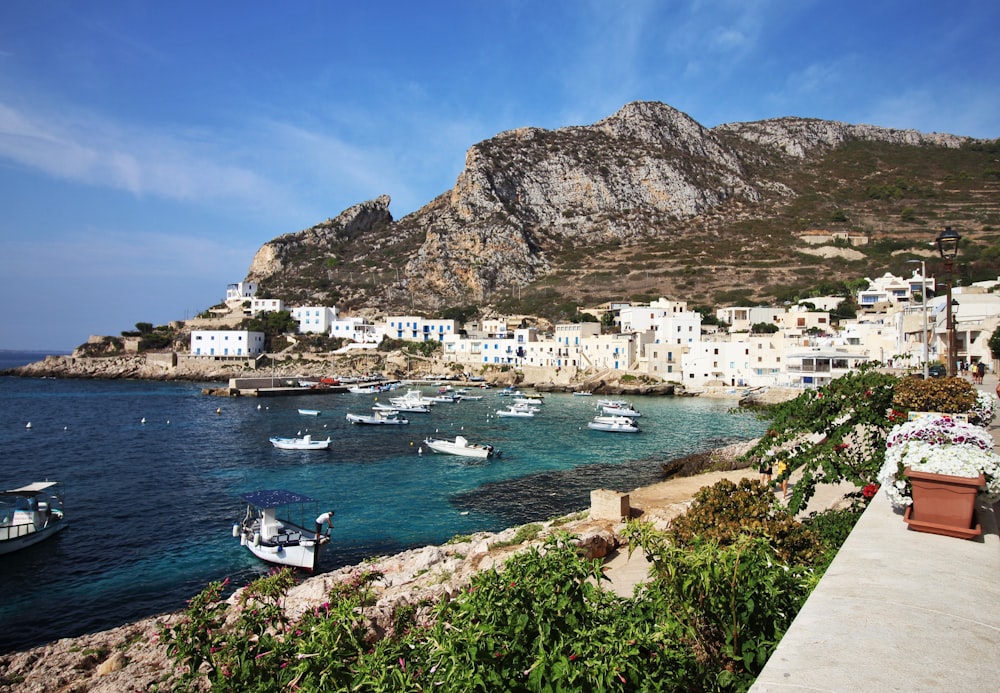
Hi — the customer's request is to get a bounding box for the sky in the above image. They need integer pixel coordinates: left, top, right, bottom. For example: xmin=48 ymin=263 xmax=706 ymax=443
xmin=1 ymin=1 xmax=998 ymax=352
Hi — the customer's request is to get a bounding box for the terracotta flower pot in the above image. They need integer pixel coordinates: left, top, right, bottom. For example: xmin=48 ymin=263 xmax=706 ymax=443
xmin=903 ymin=467 xmax=985 ymax=539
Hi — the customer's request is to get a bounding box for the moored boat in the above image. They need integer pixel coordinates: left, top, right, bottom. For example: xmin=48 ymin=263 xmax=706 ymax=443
xmin=422 ymin=435 xmax=497 ymax=458
xmin=269 ymin=434 xmax=332 ymax=450
xmin=587 ymin=415 xmax=641 ymax=433
xmin=298 ymin=408 xmax=321 ymax=416
xmin=0 ymin=481 xmax=67 ymax=555
xmin=496 ymin=404 xmax=537 ymax=418
xmin=234 ymin=490 xmax=332 ymax=570
xmin=346 ymin=409 xmax=409 ymax=425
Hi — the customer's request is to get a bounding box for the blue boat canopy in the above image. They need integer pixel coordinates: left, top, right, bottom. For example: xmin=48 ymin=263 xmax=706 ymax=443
xmin=241 ymin=489 xmax=318 ymax=508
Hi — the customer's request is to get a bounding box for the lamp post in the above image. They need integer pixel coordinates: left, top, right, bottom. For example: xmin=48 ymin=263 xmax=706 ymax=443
xmin=905 ymin=259 xmax=928 ymax=379
xmin=935 ymin=227 xmax=961 ymax=377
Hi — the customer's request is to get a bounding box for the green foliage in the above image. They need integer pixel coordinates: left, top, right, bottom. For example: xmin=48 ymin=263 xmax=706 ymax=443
xmin=989 ymin=325 xmax=1000 ymax=358
xmin=892 ymin=375 xmax=976 ymax=413
xmin=625 ymin=527 xmax=812 ymax=690
xmin=164 ymin=525 xmax=831 ymax=693
xmin=743 ymin=364 xmax=898 ymax=514
xmin=801 ymin=506 xmax=864 ymax=573
xmin=666 ymin=478 xmax=822 ymax=566
xmin=750 ymin=322 xmax=779 ymax=334
xmin=242 ymin=310 xmax=298 ymax=340
xmin=134 ymin=322 xmax=154 ymax=334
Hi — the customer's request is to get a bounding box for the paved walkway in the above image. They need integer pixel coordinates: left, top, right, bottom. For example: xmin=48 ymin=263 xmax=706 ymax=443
xmin=751 ymin=372 xmax=1000 ymax=691
xmin=603 ymin=373 xmax=1000 ymax=690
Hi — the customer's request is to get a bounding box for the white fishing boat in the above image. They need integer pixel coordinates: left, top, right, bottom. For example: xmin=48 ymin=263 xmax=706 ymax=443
xmin=496 ymin=404 xmax=537 ymax=418
xmin=422 ymin=435 xmax=497 ymax=458
xmin=389 ymin=389 xmax=437 ymax=408
xmin=0 ymin=481 xmax=67 ymax=555
xmin=600 ymin=403 xmax=642 ymax=417
xmin=298 ymin=408 xmax=321 ymax=416
xmin=596 ymin=398 xmax=628 ymax=408
xmin=374 ymin=401 xmax=430 ymax=414
xmin=513 ymin=396 xmax=544 ymax=406
xmin=269 ymin=434 xmax=332 ymax=450
xmin=346 ymin=409 xmax=408 ymax=425
xmin=348 ymin=384 xmax=381 ymax=394
xmin=234 ymin=490 xmax=332 ymax=571
xmin=587 ymin=415 xmax=641 ymax=433
xmin=573 ymin=390 xmax=593 ymax=397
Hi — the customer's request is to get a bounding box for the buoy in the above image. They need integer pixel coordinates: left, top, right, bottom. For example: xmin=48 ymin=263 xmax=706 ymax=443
xmin=418 ymin=447 xmax=423 ymax=455
xmin=141 ymin=417 xmax=146 ymax=424
xmin=216 ymin=407 xmax=221 ymax=415
xmin=257 ymin=404 xmax=262 ymax=410
xmin=26 ymin=422 xmax=31 ymax=429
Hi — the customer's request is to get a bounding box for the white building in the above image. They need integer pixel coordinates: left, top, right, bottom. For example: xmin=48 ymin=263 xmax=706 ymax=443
xmin=385 ymin=316 xmax=458 ymax=342
xmin=330 ymin=316 xmax=379 ymax=343
xmin=784 ymin=348 xmax=871 ymax=388
xmin=246 ymin=297 xmax=285 ymax=315
xmin=292 ymin=306 xmax=338 ymax=334
xmin=619 ymin=298 xmax=688 ymax=333
xmin=716 ymin=306 xmax=786 ymax=332
xmin=190 ymin=330 xmax=265 ymax=356
xmin=226 ymin=282 xmax=258 ymax=302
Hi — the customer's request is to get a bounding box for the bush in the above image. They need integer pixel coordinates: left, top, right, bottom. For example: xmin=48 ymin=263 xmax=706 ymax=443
xmin=892 ymin=376 xmax=976 ymax=414
xmin=666 ymin=478 xmax=823 ymax=566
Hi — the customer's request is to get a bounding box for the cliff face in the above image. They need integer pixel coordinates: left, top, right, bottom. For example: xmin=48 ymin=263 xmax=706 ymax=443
xmin=243 ymin=101 xmax=975 ymax=312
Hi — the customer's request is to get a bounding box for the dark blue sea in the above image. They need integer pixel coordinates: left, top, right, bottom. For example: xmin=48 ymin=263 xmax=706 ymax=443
xmin=0 ymin=353 xmax=766 ymax=654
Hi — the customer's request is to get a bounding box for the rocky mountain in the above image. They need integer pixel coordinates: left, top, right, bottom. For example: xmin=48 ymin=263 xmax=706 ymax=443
xmin=245 ymin=101 xmax=996 ymax=318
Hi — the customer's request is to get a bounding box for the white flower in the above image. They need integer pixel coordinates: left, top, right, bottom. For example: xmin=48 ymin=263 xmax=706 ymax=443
xmin=968 ymin=390 xmax=997 ymax=427
xmin=878 ymin=416 xmax=1000 ymax=509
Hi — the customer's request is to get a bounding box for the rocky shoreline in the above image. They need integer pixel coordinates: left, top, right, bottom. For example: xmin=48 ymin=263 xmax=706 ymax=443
xmin=0 ymin=441 xmax=762 ymax=692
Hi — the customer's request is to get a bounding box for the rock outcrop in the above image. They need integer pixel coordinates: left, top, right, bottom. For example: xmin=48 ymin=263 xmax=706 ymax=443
xmin=240 ymin=100 xmax=975 ymax=313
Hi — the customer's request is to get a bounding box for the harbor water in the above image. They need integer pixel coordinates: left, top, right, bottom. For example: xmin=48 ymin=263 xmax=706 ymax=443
xmin=0 ymin=357 xmax=766 ymax=654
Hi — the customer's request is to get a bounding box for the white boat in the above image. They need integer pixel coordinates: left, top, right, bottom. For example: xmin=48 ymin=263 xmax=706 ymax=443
xmin=600 ymin=403 xmax=642 ymax=417
xmin=234 ymin=490 xmax=332 ymax=571
xmin=375 ymin=401 xmax=429 ymax=414
xmin=0 ymin=481 xmax=67 ymax=555
xmin=269 ymin=434 xmax=332 ymax=450
xmin=497 ymin=404 xmax=537 ymax=418
xmin=298 ymin=408 xmax=321 ymax=416
xmin=389 ymin=389 xmax=437 ymax=408
xmin=423 ymin=435 xmax=497 ymax=458
xmin=573 ymin=391 xmax=593 ymax=397
xmin=587 ymin=415 xmax=641 ymax=433
xmin=348 ymin=385 xmax=381 ymax=394
xmin=513 ymin=396 xmax=544 ymax=406
xmin=346 ymin=409 xmax=408 ymax=425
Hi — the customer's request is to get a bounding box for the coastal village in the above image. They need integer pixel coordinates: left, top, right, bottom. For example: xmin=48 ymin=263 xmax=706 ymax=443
xmin=57 ymin=265 xmax=999 ymax=390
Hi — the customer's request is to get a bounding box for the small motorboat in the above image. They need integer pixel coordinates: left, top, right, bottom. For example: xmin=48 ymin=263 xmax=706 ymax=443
xmin=423 ymin=435 xmax=497 ymax=458
xmin=346 ymin=409 xmax=409 ymax=425
xmin=269 ymin=434 xmax=332 ymax=450
xmin=0 ymin=481 xmax=67 ymax=555
xmin=598 ymin=400 xmax=642 ymax=417
xmin=234 ymin=490 xmax=333 ymax=570
xmin=587 ymin=415 xmax=641 ymax=433
xmin=375 ymin=401 xmax=430 ymax=414
xmin=496 ymin=403 xmax=538 ymax=418
xmin=573 ymin=390 xmax=593 ymax=397
xmin=298 ymin=408 xmax=321 ymax=416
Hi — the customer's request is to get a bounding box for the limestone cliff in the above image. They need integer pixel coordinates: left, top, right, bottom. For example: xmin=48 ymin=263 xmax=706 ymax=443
xmin=242 ymin=101 xmax=981 ymax=313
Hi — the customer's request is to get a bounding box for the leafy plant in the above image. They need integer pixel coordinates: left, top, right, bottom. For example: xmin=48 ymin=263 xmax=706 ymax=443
xmin=665 ymin=478 xmax=823 ymax=566
xmin=892 ymin=376 xmax=976 ymax=414
xmin=742 ymin=364 xmax=898 ymax=513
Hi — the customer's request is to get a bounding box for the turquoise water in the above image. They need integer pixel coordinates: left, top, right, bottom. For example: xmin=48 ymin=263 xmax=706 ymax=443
xmin=0 ymin=376 xmax=766 ymax=653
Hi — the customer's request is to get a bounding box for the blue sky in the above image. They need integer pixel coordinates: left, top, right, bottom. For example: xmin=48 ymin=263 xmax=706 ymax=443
xmin=1 ymin=1 xmax=997 ymax=352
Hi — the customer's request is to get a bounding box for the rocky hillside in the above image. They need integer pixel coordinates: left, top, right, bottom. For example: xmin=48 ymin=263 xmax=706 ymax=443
xmin=245 ymin=101 xmax=998 ymax=317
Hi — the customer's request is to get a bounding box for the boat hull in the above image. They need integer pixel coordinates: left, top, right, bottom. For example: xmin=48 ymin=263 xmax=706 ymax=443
xmin=0 ymin=520 xmax=67 ymax=555
xmin=423 ymin=437 xmax=494 ymax=458
xmin=269 ymin=436 xmax=332 ymax=450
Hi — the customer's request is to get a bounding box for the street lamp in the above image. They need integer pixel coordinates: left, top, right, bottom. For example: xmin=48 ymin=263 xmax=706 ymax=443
xmin=936 ymin=227 xmax=961 ymax=377
xmin=905 ymin=259 xmax=928 ymax=379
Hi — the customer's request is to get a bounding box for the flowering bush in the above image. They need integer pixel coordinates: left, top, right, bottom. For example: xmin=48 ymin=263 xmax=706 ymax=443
xmin=968 ymin=389 xmax=997 ymax=427
xmin=877 ymin=415 xmax=1000 ymax=509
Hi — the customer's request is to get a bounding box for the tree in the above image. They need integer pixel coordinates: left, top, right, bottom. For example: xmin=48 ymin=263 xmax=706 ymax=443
xmin=135 ymin=322 xmax=154 ymax=334
xmin=750 ymin=322 xmax=779 ymax=334
xmin=989 ymin=325 xmax=1000 ymax=358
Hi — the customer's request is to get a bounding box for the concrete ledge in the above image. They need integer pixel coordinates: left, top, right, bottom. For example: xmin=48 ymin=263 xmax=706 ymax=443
xmin=750 ymin=493 xmax=1000 ymax=691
